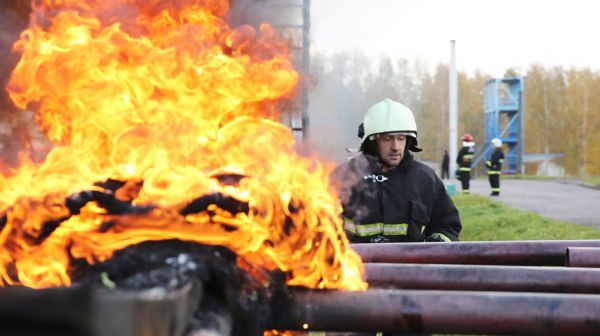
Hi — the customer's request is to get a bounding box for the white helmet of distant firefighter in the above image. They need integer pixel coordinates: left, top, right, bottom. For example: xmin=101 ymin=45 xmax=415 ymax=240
xmin=491 ymin=138 xmax=502 ymax=148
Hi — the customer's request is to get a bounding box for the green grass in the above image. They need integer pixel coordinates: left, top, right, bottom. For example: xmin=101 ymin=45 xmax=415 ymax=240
xmin=452 ymin=194 xmax=600 ymax=241
xmin=585 ymin=177 xmax=600 ymax=188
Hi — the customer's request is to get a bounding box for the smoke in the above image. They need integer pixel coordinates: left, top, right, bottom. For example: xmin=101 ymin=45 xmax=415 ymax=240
xmin=228 ymin=0 xmax=313 ymax=153
xmin=229 ymin=0 xmax=302 ymax=30
xmin=0 ymin=1 xmax=37 ymax=166
xmin=330 ymin=154 xmax=375 ymax=223
xmin=306 ymin=51 xmax=374 ymax=164
xmin=228 ymin=1 xmax=365 ymax=166
xmin=0 ymin=1 xmax=30 ymax=112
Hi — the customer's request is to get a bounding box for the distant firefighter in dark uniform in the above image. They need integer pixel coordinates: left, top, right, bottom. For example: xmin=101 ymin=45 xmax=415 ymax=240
xmin=456 ymin=133 xmax=475 ymax=194
xmin=486 ymin=138 xmax=505 ymax=196
xmin=441 ymin=150 xmax=450 ymax=179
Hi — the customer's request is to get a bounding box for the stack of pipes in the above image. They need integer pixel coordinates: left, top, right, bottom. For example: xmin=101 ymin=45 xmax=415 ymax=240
xmin=269 ymin=240 xmax=600 ymax=335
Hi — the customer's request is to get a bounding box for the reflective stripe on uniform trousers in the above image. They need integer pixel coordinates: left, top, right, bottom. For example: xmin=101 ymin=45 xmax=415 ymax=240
xmin=344 ymin=218 xmax=408 ymax=237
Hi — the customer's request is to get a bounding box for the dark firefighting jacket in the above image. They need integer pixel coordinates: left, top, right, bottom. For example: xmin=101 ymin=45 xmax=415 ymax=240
xmin=456 ymin=145 xmax=475 ymax=172
xmin=333 ymin=152 xmax=462 ymax=243
xmin=486 ymin=148 xmax=505 ymax=174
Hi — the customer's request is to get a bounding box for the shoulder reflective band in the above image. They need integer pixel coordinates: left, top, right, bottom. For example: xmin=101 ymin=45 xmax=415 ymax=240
xmin=344 ymin=219 xmax=408 ymax=237
xmin=428 ymin=232 xmax=452 ymax=242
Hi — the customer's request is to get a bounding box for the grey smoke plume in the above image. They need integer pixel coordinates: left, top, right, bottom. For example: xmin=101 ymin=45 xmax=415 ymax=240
xmin=306 ymin=51 xmax=373 ymax=165
xmin=0 ymin=1 xmax=30 ymax=112
xmin=0 ymin=1 xmax=35 ymax=166
xmin=330 ymin=153 xmax=375 ymax=223
xmin=229 ymin=0 xmax=302 ymax=29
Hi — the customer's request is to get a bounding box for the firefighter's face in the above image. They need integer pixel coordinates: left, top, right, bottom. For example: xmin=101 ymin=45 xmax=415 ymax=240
xmin=375 ymin=133 xmax=407 ymax=171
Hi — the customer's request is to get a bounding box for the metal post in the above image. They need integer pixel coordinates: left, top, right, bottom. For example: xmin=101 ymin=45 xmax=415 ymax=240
xmin=449 ymin=40 xmax=458 ymax=176
xmin=519 ymin=79 xmax=526 ymax=174
xmin=301 ymin=0 xmax=310 ymax=140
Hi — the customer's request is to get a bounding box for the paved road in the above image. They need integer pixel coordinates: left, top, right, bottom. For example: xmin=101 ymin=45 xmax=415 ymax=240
xmin=446 ymin=178 xmax=600 ymax=229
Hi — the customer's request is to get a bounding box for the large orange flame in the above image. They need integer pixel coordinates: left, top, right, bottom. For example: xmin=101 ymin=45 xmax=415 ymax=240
xmin=0 ymin=0 xmax=366 ymax=290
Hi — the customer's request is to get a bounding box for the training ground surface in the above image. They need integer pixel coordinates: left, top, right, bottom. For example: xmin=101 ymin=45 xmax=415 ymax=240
xmin=447 ymin=178 xmax=600 ymax=229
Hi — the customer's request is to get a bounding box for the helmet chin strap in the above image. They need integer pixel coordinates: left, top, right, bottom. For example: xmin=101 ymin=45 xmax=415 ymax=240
xmin=407 ymin=136 xmax=422 ymax=152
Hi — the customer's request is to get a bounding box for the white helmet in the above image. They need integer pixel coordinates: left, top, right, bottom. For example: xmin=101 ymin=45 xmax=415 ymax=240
xmin=360 ymin=98 xmax=421 ymax=151
xmin=491 ymin=138 xmax=502 ymax=148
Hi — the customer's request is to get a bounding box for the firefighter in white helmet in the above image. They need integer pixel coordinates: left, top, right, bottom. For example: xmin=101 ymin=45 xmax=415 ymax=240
xmin=486 ymin=138 xmax=505 ymax=196
xmin=332 ymin=98 xmax=461 ymax=244
xmin=456 ymin=133 xmax=475 ymax=194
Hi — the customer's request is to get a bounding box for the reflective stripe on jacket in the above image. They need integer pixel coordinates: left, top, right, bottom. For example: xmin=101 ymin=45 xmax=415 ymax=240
xmin=487 ymin=148 xmax=505 ymax=174
xmin=456 ymin=146 xmax=475 ymax=172
xmin=344 ymin=219 xmax=409 ymax=237
xmin=333 ymin=152 xmax=462 ymax=243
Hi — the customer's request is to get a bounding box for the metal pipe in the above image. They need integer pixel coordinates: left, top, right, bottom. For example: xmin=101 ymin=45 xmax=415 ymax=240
xmin=0 ymin=281 xmax=202 ymax=336
xmin=364 ymin=263 xmax=600 ymax=293
xmin=566 ymin=247 xmax=600 ymax=268
xmin=93 ymin=280 xmax=202 ymax=336
xmin=352 ymin=240 xmax=600 ymax=265
xmin=0 ymin=285 xmax=90 ymax=335
xmin=269 ymin=288 xmax=600 ymax=335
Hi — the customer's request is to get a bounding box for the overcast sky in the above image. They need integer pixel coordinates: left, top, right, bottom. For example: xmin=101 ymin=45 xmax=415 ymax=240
xmin=311 ymin=0 xmax=600 ymax=76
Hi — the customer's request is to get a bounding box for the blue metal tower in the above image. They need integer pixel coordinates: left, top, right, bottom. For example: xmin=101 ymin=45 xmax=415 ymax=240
xmin=480 ymin=77 xmax=525 ymax=174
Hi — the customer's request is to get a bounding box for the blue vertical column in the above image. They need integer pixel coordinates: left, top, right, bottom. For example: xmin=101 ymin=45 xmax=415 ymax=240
xmin=482 ymin=77 xmax=524 ymax=174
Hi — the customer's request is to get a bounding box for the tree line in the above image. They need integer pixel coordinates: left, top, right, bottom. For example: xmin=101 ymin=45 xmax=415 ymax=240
xmin=308 ymin=51 xmax=600 ymax=177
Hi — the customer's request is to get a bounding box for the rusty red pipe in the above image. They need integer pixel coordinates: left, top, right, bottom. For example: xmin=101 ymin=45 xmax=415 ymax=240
xmin=352 ymin=240 xmax=600 ymax=265
xmin=364 ymin=263 xmax=600 ymax=293
xmin=566 ymin=247 xmax=600 ymax=268
xmin=269 ymin=288 xmax=600 ymax=335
